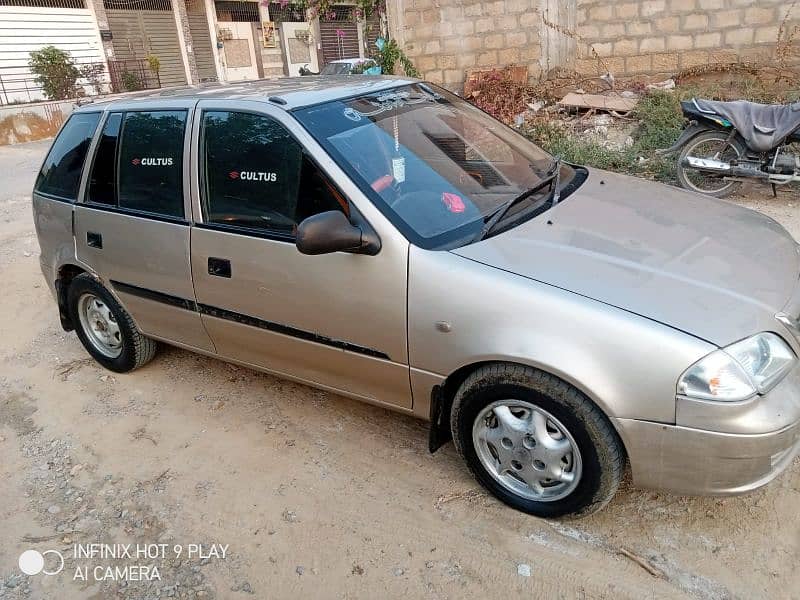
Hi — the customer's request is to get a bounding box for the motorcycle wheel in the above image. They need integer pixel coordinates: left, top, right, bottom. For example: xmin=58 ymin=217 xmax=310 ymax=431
xmin=676 ymin=130 xmax=746 ymax=198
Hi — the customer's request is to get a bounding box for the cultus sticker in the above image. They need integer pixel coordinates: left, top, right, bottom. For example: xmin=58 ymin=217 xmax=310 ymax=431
xmin=230 ymin=171 xmax=278 ymax=182
xmin=131 ymin=157 xmax=174 ymax=166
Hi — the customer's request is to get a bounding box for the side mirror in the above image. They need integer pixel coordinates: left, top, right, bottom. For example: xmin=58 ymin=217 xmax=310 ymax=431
xmin=296 ymin=211 xmax=377 ymax=255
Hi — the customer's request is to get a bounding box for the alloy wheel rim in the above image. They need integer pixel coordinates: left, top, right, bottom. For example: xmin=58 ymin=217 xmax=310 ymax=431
xmin=77 ymin=293 xmax=122 ymax=358
xmin=472 ymin=400 xmax=582 ymax=502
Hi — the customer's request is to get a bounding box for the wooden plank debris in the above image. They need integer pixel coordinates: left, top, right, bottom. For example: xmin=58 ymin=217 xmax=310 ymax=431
xmin=558 ymin=92 xmax=638 ymax=113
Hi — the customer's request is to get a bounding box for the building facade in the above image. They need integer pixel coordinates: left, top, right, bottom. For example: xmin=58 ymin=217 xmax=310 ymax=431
xmin=1 ymin=0 xmax=796 ymax=104
xmin=0 ymin=0 xmax=383 ymax=104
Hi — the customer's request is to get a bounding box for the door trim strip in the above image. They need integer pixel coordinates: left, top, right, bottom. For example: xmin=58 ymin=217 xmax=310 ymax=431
xmin=112 ymin=280 xmax=198 ymax=311
xmin=110 ymin=280 xmax=391 ymax=361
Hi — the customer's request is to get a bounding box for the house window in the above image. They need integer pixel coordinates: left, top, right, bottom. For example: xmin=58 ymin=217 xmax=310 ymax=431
xmin=267 ymin=1 xmax=306 ymax=23
xmin=215 ymin=0 xmax=259 ymax=22
xmin=103 ymin=0 xmax=172 ymax=9
xmin=0 ymin=0 xmax=86 ymax=7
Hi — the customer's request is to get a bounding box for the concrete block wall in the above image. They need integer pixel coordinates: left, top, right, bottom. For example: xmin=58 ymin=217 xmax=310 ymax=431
xmin=575 ymin=0 xmax=797 ymax=77
xmin=389 ymin=0 xmax=797 ymax=88
xmin=389 ymin=0 xmax=543 ymax=90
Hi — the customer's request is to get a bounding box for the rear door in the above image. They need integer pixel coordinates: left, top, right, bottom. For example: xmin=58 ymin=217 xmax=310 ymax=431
xmin=188 ymin=101 xmax=411 ymax=408
xmin=75 ymin=102 xmax=214 ymax=352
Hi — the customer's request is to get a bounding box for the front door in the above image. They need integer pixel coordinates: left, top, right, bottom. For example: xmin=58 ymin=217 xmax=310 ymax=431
xmin=75 ymin=106 xmax=214 ymax=352
xmin=281 ymin=22 xmax=319 ymax=76
xmin=189 ymin=103 xmax=410 ymax=408
xmin=219 ymin=21 xmax=259 ymax=81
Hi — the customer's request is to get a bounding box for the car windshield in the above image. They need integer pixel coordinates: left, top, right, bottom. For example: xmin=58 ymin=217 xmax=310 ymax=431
xmin=294 ymin=83 xmax=578 ymax=249
xmin=320 ymin=63 xmax=353 ymax=75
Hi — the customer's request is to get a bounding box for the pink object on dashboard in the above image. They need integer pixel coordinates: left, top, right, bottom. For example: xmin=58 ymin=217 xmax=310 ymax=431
xmin=442 ymin=192 xmax=465 ymax=213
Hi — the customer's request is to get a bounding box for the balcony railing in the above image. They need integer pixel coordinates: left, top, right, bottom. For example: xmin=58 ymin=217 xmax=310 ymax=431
xmin=0 ymin=59 xmax=161 ymax=106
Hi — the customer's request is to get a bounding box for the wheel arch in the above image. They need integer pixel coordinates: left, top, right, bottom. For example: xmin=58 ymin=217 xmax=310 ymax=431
xmin=659 ymin=121 xmax=745 ymax=156
xmin=55 ymin=263 xmax=89 ymax=331
xmin=429 ymin=359 xmax=628 ymax=461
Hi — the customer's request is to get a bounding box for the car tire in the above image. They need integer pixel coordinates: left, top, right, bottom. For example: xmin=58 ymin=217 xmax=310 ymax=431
xmin=67 ymin=274 xmax=157 ymax=373
xmin=450 ymin=363 xmax=625 ymax=519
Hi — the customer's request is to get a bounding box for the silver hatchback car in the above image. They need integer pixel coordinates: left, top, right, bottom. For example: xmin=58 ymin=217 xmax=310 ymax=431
xmin=33 ymin=77 xmax=800 ymax=518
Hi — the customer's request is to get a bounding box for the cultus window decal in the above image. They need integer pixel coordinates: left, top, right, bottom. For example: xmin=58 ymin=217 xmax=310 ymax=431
xmin=228 ymin=171 xmax=278 ymax=182
xmin=131 ymin=157 xmax=174 ymax=166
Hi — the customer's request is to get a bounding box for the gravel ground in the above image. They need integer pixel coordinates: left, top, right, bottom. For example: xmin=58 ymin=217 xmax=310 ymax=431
xmin=0 ymin=140 xmax=798 ymax=599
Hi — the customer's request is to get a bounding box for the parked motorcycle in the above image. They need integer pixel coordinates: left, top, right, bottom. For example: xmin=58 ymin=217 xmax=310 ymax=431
xmin=661 ymin=98 xmax=800 ymax=197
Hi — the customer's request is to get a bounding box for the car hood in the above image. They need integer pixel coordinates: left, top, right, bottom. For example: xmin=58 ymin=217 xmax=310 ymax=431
xmin=452 ymin=168 xmax=799 ymax=346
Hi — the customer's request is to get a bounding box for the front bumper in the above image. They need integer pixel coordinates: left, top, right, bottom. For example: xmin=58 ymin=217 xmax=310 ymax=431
xmin=615 ymin=359 xmax=800 ymax=496
xmin=613 ymin=417 xmax=800 ymax=495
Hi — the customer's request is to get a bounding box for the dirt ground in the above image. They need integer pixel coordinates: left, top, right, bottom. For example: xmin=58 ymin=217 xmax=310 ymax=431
xmin=0 ymin=140 xmax=798 ymax=600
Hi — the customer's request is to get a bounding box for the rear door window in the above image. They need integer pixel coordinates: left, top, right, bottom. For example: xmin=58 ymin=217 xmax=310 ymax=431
xmin=35 ymin=112 xmax=101 ymax=201
xmin=117 ymin=110 xmax=187 ymax=218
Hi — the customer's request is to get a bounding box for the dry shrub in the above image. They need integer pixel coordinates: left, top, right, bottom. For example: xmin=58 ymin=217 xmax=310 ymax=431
xmin=464 ymin=68 xmax=534 ymax=124
xmin=776 ymin=0 xmax=800 ymax=75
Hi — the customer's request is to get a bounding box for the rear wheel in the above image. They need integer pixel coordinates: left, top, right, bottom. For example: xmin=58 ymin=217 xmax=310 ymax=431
xmin=67 ymin=274 xmax=157 ymax=373
xmin=676 ymin=130 xmax=746 ymax=198
xmin=450 ymin=363 xmax=625 ymax=519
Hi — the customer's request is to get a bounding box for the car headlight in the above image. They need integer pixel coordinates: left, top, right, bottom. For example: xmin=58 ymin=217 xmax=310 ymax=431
xmin=678 ymin=332 xmax=796 ymax=402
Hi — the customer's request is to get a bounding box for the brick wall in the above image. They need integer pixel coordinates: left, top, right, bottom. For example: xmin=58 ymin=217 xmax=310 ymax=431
xmin=389 ymin=0 xmax=543 ymax=89
xmin=574 ymin=0 xmax=794 ymax=77
xmin=388 ymin=0 xmax=797 ymax=88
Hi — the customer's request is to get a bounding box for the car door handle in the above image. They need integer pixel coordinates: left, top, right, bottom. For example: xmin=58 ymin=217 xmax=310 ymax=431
xmin=208 ymin=257 xmax=231 ymax=278
xmin=87 ymin=232 xmax=103 ymax=249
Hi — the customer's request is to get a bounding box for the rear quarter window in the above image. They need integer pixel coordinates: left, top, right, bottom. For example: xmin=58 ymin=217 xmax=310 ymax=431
xmin=35 ymin=112 xmax=101 ymax=201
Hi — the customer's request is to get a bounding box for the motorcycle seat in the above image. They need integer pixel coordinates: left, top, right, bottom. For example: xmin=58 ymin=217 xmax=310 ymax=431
xmin=692 ymin=98 xmax=800 ymax=153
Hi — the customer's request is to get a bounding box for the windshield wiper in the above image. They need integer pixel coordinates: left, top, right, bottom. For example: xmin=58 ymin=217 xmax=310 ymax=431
xmin=476 ymin=156 xmax=562 ymax=242
xmin=547 ymin=155 xmax=563 ymax=206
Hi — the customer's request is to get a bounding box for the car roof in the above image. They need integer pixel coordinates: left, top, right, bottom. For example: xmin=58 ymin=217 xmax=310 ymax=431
xmin=73 ymin=75 xmax=416 ymax=112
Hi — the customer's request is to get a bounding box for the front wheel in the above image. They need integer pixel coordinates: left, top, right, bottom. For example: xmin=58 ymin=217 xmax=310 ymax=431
xmin=676 ymin=130 xmax=746 ymax=198
xmin=450 ymin=364 xmax=625 ymax=518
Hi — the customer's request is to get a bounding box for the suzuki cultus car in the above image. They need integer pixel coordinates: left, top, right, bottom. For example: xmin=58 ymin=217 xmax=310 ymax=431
xmin=33 ymin=77 xmax=800 ymax=518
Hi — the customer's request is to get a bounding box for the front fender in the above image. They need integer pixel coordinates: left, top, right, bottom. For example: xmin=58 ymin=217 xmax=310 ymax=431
xmin=408 ymin=248 xmax=715 ymax=425
xmin=656 ymin=122 xmax=714 ymax=155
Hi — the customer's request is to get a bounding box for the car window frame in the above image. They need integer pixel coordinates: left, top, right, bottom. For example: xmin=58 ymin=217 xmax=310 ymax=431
xmin=33 ymin=111 xmax=102 ymax=204
xmin=84 ymin=110 xmax=123 ymax=208
xmin=195 ymin=106 xmax=351 ymax=243
xmin=79 ymin=105 xmax=194 ymax=225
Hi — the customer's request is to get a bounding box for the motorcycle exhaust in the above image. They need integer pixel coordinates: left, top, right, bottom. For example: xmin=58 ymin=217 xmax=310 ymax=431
xmin=681 ymin=156 xmax=769 ymax=180
xmin=681 ymin=156 xmax=732 ymax=172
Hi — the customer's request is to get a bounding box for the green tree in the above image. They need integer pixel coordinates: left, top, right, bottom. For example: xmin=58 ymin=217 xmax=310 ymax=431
xmin=28 ymin=46 xmax=81 ymax=100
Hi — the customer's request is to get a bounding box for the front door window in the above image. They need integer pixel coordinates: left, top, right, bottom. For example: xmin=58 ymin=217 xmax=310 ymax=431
xmin=200 ymin=110 xmax=346 ymax=237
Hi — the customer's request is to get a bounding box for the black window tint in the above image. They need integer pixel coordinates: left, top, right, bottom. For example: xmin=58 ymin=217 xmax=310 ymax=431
xmin=118 ymin=110 xmax=186 ymax=218
xmin=202 ymin=111 xmax=343 ymax=235
xmin=35 ymin=112 xmax=100 ymax=201
xmin=87 ymin=112 xmax=122 ymax=206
